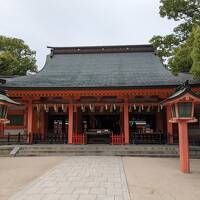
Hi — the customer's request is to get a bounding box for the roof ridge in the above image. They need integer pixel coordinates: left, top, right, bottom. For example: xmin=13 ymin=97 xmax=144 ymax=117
xmin=47 ymin=44 xmax=154 ymax=56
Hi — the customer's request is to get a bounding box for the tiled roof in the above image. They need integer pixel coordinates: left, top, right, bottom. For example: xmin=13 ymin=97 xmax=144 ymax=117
xmin=4 ymin=45 xmax=199 ymax=89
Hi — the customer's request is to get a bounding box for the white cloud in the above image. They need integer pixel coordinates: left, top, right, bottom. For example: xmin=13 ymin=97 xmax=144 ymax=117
xmin=0 ymin=0 xmax=179 ymax=69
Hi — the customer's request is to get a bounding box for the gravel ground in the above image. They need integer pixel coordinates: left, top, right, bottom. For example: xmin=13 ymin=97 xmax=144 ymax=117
xmin=123 ymin=157 xmax=200 ymax=200
xmin=0 ymin=157 xmax=64 ymax=200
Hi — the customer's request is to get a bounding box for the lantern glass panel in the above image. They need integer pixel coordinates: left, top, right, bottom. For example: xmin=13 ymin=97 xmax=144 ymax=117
xmin=0 ymin=105 xmax=3 ymax=118
xmin=0 ymin=105 xmax=7 ymax=118
xmin=172 ymin=104 xmax=176 ymax=117
xmin=178 ymin=102 xmax=192 ymax=117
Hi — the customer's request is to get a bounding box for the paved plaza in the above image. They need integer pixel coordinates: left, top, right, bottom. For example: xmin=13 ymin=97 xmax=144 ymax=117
xmin=0 ymin=156 xmax=200 ymax=200
xmin=8 ymin=157 xmax=130 ymax=200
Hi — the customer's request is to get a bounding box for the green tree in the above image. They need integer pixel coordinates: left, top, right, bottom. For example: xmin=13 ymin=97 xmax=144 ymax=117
xmin=150 ymin=0 xmax=200 ymax=77
xmin=168 ymin=30 xmax=194 ymax=74
xmin=0 ymin=35 xmax=37 ymax=76
xmin=191 ymin=26 xmax=200 ymax=79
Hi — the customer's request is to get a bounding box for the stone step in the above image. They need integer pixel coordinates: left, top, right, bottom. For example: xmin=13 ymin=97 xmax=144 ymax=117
xmin=0 ymin=146 xmax=14 ymax=157
xmin=16 ymin=145 xmax=179 ymax=157
xmin=18 ymin=150 xmax=178 ymax=155
xmin=17 ymin=145 xmax=179 ymax=150
xmin=1 ymin=144 xmax=199 ymax=158
xmin=18 ymin=147 xmax=179 ymax=151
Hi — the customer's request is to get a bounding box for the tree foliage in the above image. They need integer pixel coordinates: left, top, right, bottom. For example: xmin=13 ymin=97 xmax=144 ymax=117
xmin=150 ymin=0 xmax=200 ymax=79
xmin=0 ymin=35 xmax=37 ymax=76
xmin=191 ymin=26 xmax=200 ymax=79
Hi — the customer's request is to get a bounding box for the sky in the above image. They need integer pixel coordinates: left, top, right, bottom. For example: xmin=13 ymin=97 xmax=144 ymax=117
xmin=0 ymin=0 xmax=178 ymax=70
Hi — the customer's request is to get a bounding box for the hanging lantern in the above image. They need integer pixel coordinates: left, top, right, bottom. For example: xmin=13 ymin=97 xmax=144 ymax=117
xmin=44 ymin=104 xmax=49 ymax=112
xmin=119 ymin=106 xmax=123 ymax=112
xmin=54 ymin=104 xmax=58 ymax=112
xmin=110 ymin=105 xmax=113 ymax=112
xmin=100 ymin=105 xmax=104 ymax=112
xmin=61 ymin=104 xmax=66 ymax=112
xmin=147 ymin=105 xmax=151 ymax=112
xmin=36 ymin=104 xmax=40 ymax=112
xmin=105 ymin=104 xmax=108 ymax=111
xmin=74 ymin=105 xmax=77 ymax=112
xmin=113 ymin=104 xmax=116 ymax=111
xmin=81 ymin=105 xmax=85 ymax=112
xmin=129 ymin=106 xmax=132 ymax=112
xmin=133 ymin=104 xmax=136 ymax=110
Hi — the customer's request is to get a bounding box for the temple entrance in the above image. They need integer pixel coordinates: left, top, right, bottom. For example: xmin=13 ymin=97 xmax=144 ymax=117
xmin=82 ymin=114 xmax=120 ymax=144
xmin=46 ymin=114 xmax=68 ymax=143
xmin=129 ymin=110 xmax=166 ymax=144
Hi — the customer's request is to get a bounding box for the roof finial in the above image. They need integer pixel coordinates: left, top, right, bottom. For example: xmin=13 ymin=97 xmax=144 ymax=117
xmin=183 ymin=80 xmax=190 ymax=91
xmin=0 ymin=89 xmax=6 ymax=95
xmin=175 ymin=80 xmax=190 ymax=92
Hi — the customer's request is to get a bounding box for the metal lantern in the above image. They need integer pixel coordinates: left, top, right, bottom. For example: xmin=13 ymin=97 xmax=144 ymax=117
xmin=0 ymin=104 xmax=7 ymax=119
xmin=160 ymin=81 xmax=200 ymax=173
xmin=0 ymin=88 xmax=20 ymax=123
xmin=171 ymin=101 xmax=193 ymax=120
xmin=161 ymin=81 xmax=198 ymax=123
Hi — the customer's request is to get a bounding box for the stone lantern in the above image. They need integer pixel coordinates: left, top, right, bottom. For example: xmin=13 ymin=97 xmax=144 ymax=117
xmin=161 ymin=81 xmax=200 ymax=173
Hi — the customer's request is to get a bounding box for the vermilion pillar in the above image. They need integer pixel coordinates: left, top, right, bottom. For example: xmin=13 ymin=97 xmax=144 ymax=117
xmin=68 ymin=104 xmax=73 ymax=144
xmin=27 ymin=101 xmax=33 ymax=143
xmin=167 ymin=106 xmax=173 ymax=144
xmin=178 ymin=121 xmax=189 ymax=173
xmin=124 ymin=103 xmax=129 ymax=144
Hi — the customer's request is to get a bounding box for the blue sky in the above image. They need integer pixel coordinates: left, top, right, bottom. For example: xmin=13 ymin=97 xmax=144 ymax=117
xmin=0 ymin=0 xmax=178 ymax=69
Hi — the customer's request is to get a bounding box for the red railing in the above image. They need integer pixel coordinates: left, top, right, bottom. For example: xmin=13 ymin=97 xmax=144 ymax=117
xmin=73 ymin=133 xmax=86 ymax=144
xmin=111 ymin=134 xmax=125 ymax=144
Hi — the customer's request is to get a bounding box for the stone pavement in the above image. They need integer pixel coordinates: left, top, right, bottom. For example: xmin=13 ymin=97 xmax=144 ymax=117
xmin=8 ymin=157 xmax=130 ymax=200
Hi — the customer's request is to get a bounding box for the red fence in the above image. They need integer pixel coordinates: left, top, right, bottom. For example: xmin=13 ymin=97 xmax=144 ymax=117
xmin=111 ymin=134 xmax=125 ymax=144
xmin=73 ymin=133 xmax=86 ymax=144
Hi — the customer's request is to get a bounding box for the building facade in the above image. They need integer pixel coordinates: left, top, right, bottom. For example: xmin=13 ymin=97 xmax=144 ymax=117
xmin=1 ymin=45 xmax=200 ymax=145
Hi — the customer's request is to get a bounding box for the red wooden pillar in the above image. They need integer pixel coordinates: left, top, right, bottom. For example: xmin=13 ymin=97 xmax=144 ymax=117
xmin=178 ymin=121 xmax=189 ymax=173
xmin=68 ymin=104 xmax=73 ymax=144
xmin=124 ymin=103 xmax=129 ymax=144
xmin=27 ymin=101 xmax=33 ymax=143
xmin=167 ymin=106 xmax=173 ymax=144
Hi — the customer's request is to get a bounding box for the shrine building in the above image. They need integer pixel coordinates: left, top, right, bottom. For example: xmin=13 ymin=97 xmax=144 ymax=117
xmin=1 ymin=45 xmax=200 ymax=145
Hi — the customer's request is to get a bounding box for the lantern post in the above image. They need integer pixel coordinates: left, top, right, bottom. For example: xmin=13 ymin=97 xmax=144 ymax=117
xmin=0 ymin=81 xmax=20 ymax=125
xmin=161 ymin=81 xmax=200 ymax=173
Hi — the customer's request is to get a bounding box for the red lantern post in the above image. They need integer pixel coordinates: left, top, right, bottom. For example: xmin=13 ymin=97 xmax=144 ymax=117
xmin=161 ymin=81 xmax=200 ymax=173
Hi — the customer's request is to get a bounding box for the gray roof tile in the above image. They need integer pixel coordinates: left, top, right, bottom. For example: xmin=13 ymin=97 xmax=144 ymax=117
xmin=4 ymin=50 xmax=199 ymax=89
